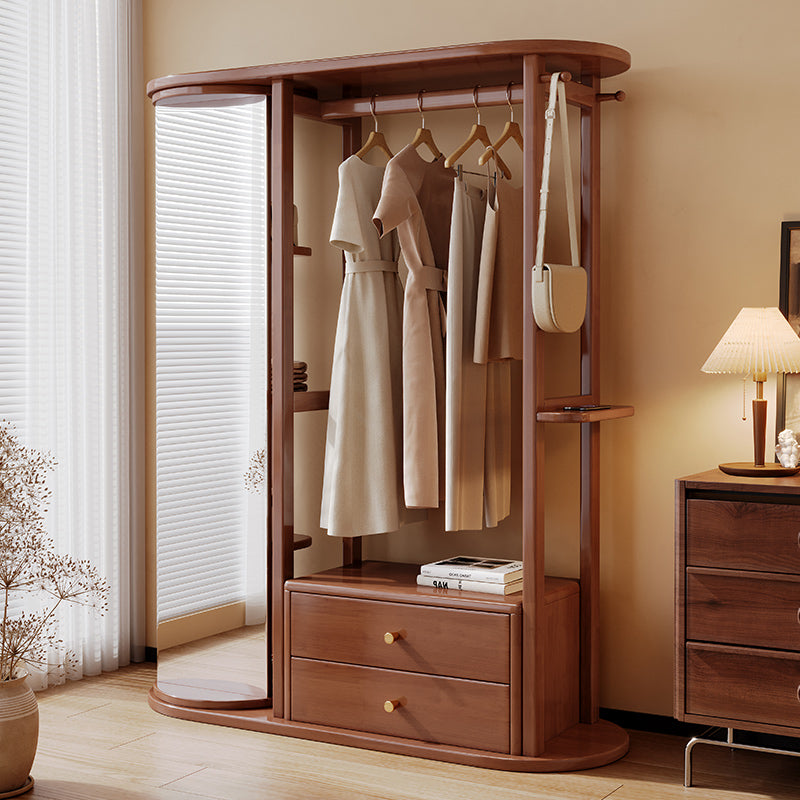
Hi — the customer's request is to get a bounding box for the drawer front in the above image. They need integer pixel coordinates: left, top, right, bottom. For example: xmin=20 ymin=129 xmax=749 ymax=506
xmin=289 ymin=592 xmax=510 ymax=683
xmin=686 ymin=644 xmax=800 ymax=729
xmin=686 ymin=499 xmax=800 ymax=574
xmin=290 ymin=657 xmax=510 ymax=753
xmin=687 ymin=570 xmax=800 ymax=650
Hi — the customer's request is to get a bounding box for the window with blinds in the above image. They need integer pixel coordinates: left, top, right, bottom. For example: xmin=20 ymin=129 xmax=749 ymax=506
xmin=155 ymin=97 xmax=267 ymax=624
xmin=0 ymin=1 xmax=29 ymax=424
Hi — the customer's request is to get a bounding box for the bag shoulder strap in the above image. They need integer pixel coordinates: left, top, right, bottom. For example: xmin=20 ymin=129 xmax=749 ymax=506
xmin=534 ymin=72 xmax=579 ymax=278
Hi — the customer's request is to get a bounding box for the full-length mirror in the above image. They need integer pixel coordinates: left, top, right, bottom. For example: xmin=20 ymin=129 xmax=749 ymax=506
xmin=154 ymin=92 xmax=269 ymax=704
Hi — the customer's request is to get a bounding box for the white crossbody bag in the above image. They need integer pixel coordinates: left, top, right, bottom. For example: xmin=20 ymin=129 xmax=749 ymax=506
xmin=531 ymin=72 xmax=587 ymax=334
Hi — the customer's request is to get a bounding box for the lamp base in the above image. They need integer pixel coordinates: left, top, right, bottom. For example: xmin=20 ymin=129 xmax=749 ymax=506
xmin=718 ymin=462 xmax=800 ymax=477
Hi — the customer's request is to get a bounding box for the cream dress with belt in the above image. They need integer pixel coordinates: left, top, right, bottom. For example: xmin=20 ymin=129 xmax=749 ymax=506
xmin=373 ymin=145 xmax=455 ymax=510
xmin=320 ymin=155 xmax=403 ymax=537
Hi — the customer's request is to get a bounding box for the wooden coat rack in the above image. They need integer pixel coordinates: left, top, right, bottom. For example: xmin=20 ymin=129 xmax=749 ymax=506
xmin=148 ymin=39 xmax=633 ymax=772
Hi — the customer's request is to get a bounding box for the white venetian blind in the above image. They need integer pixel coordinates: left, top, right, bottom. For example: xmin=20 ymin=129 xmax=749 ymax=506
xmin=155 ymin=97 xmax=267 ymax=623
xmin=0 ymin=1 xmax=29 ymax=423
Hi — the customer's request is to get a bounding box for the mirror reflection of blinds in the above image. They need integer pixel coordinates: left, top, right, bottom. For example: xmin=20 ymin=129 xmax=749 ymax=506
xmin=155 ymin=99 xmax=267 ymax=624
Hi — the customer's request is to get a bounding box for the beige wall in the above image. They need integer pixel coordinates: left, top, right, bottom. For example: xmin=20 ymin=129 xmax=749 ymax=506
xmin=143 ymin=0 xmax=800 ymax=716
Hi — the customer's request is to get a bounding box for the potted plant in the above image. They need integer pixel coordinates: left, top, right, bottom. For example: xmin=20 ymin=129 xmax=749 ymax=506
xmin=0 ymin=421 xmax=108 ymax=796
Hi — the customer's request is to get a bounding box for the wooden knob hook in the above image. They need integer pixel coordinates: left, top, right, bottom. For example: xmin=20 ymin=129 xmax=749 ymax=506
xmin=383 ymin=630 xmax=405 ymax=644
xmin=384 ymin=697 xmax=406 ymax=713
xmin=597 ymin=90 xmax=626 ymax=103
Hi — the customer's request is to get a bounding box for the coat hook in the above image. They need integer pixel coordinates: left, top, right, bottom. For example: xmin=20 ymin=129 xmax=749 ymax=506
xmin=597 ymin=90 xmax=626 ymax=103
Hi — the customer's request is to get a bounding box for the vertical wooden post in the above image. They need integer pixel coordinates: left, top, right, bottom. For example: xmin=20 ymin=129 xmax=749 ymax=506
xmin=340 ymin=117 xmax=363 ymax=568
xmin=521 ymin=53 xmax=546 ymax=757
xmin=270 ymin=78 xmax=294 ymax=719
xmin=265 ymin=93 xmax=274 ymax=703
xmin=579 ymin=76 xmax=601 ymax=723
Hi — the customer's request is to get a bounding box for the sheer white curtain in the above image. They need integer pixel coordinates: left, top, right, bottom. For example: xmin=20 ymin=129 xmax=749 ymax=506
xmin=0 ymin=0 xmax=144 ymax=687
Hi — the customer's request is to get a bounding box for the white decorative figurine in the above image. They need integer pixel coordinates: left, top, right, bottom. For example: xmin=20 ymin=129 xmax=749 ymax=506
xmin=775 ymin=428 xmax=800 ymax=468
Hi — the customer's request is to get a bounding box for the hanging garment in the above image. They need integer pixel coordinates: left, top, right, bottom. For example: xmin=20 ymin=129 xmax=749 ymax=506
xmin=483 ymin=359 xmax=512 ymax=527
xmin=320 ymin=155 xmax=404 ymax=537
xmin=373 ymin=145 xmax=455 ymax=509
xmin=445 ymin=176 xmax=488 ymax=531
xmin=474 ymin=179 xmax=521 ymax=527
xmin=474 ymin=178 xmax=524 ymax=363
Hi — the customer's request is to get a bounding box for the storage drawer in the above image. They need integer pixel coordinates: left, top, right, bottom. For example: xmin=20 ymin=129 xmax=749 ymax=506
xmin=289 ymin=592 xmax=510 ymax=683
xmin=686 ymin=644 xmax=800 ymax=729
xmin=687 ymin=570 xmax=800 ymax=651
xmin=290 ymin=657 xmax=510 ymax=753
xmin=686 ymin=499 xmax=800 ymax=574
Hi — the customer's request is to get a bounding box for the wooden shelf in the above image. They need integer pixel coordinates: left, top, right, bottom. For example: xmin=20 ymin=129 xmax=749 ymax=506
xmin=293 ymin=390 xmax=329 ymax=412
xmin=536 ymin=405 xmax=634 ymax=423
xmin=293 ymin=533 xmax=312 ymax=551
xmin=294 ymin=245 xmax=312 ymax=257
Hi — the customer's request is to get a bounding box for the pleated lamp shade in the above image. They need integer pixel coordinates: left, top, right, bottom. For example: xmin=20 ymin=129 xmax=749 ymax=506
xmin=701 ymin=307 xmax=800 ymax=376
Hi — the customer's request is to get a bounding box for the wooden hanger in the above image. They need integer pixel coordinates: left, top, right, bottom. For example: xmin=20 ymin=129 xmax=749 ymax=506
xmin=479 ymin=83 xmax=523 ymax=167
xmin=410 ymin=91 xmax=442 ymax=159
xmin=445 ymin=87 xmax=511 ymax=179
xmin=355 ymin=96 xmax=393 ymax=161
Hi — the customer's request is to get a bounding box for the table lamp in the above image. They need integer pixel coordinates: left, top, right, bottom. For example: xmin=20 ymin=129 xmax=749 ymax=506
xmin=701 ymin=307 xmax=800 ymax=476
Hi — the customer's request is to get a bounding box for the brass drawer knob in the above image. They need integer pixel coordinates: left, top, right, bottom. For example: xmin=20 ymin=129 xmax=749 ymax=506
xmin=384 ymin=697 xmax=406 ymax=713
xmin=384 ymin=630 xmax=405 ymax=644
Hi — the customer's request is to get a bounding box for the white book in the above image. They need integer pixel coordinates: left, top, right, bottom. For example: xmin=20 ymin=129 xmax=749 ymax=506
xmin=419 ymin=555 xmax=523 ymax=584
xmin=416 ymin=574 xmax=523 ymax=595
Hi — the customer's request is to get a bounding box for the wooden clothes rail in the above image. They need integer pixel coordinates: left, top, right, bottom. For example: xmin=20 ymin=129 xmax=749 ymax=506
xmin=148 ymin=40 xmax=634 ymax=772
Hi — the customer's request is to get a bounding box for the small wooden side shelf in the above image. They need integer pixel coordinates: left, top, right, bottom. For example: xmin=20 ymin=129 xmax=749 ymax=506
xmin=537 ymin=405 xmax=634 ymax=423
xmin=293 ymin=390 xmax=329 ymax=412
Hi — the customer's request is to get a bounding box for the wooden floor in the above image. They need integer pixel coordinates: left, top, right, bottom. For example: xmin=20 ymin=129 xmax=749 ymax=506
xmin=23 ymin=661 xmax=799 ymax=799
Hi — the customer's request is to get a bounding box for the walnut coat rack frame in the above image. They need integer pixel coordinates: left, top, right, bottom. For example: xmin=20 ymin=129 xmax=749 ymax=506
xmin=148 ymin=40 xmax=634 ymax=772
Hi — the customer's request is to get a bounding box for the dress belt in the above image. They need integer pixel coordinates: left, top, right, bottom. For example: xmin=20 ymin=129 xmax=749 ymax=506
xmin=418 ymin=264 xmax=447 ymax=292
xmin=345 ymin=259 xmax=398 ymax=274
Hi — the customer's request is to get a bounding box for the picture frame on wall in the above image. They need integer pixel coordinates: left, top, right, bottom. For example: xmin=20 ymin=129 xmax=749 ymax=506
xmin=777 ymin=221 xmax=800 ymax=435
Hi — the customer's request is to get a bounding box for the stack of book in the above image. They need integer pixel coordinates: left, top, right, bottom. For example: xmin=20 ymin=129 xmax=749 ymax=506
xmin=416 ymin=556 xmax=523 ymax=595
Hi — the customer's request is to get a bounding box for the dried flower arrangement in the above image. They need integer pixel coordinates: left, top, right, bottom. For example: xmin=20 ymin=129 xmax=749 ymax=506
xmin=244 ymin=449 xmax=266 ymax=494
xmin=0 ymin=421 xmax=108 ymax=682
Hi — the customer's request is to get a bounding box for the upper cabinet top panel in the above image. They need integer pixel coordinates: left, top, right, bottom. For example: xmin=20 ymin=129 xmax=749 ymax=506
xmin=147 ymin=40 xmax=631 ymax=103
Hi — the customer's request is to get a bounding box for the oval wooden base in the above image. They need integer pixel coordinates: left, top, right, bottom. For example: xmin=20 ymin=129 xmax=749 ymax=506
xmin=0 ymin=776 xmax=33 ymax=798
xmin=152 ymin=679 xmax=269 ymax=711
xmin=148 ymin=686 xmax=628 ymax=772
xmin=718 ymin=462 xmax=800 ymax=477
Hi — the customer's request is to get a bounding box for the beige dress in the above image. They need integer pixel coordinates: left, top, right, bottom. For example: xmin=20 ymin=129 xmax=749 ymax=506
xmin=373 ymin=145 xmax=455 ymax=510
xmin=474 ymin=178 xmax=524 ymax=363
xmin=445 ymin=176 xmax=488 ymax=531
xmin=320 ymin=155 xmax=403 ymax=537
xmin=474 ymin=179 xmax=522 ymax=527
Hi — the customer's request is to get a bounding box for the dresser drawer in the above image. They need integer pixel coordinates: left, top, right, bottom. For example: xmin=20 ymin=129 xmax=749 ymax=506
xmin=290 ymin=657 xmax=510 ymax=753
xmin=686 ymin=644 xmax=800 ymax=729
xmin=687 ymin=570 xmax=800 ymax=650
xmin=686 ymin=499 xmax=800 ymax=574
xmin=289 ymin=592 xmax=510 ymax=683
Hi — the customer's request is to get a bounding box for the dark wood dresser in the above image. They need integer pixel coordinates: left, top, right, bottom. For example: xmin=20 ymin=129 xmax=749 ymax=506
xmin=676 ymin=469 xmax=800 ymax=739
